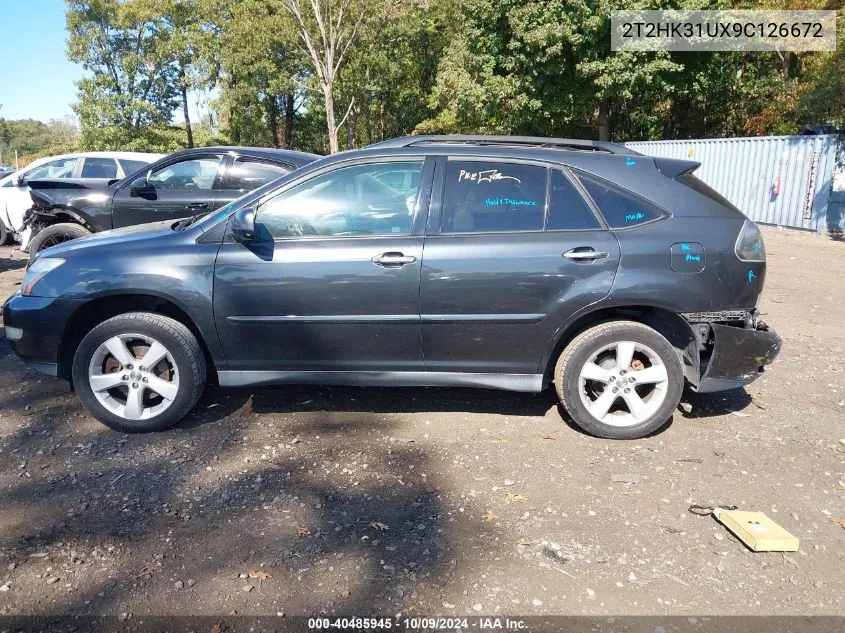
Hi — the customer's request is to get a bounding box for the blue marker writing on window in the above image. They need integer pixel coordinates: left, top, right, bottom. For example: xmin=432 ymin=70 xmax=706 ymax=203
xmin=681 ymin=243 xmax=692 ymax=251
xmin=624 ymin=212 xmax=646 ymax=222
xmin=485 ymin=197 xmax=538 ymax=208
xmin=685 ymin=254 xmax=701 ymax=262
xmin=753 ymin=241 xmax=762 ymax=252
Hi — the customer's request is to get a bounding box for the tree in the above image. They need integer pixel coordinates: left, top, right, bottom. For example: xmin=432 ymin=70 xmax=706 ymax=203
xmin=280 ymin=0 xmax=365 ymax=153
xmin=206 ymin=0 xmax=303 ymax=149
xmin=67 ymin=0 xmax=179 ymax=148
xmin=159 ymin=0 xmax=209 ymax=147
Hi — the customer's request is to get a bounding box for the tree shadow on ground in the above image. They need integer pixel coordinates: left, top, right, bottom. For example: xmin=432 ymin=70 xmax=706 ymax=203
xmin=0 ymin=374 xmax=485 ymax=619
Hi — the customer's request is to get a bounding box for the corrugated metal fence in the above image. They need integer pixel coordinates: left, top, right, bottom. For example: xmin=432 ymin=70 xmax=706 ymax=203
xmin=626 ymin=135 xmax=842 ymax=232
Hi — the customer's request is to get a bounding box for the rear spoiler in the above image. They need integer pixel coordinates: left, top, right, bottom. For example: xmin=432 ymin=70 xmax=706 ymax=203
xmin=653 ymin=157 xmax=700 ymax=178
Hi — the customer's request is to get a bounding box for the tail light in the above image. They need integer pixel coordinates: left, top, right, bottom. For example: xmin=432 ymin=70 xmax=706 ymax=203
xmin=734 ymin=220 xmax=765 ymax=262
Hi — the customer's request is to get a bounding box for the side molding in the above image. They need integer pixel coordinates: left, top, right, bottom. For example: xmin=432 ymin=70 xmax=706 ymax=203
xmin=217 ymin=370 xmax=546 ymax=393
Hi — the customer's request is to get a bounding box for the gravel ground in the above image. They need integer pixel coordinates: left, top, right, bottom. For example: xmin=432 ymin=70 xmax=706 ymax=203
xmin=0 ymin=226 xmax=842 ymax=618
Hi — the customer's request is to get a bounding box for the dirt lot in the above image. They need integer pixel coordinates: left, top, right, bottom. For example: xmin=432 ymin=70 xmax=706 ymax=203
xmin=0 ymin=227 xmax=842 ymax=619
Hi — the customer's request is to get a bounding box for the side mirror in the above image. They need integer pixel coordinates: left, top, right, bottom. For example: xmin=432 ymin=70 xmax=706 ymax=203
xmin=11 ymin=174 xmax=24 ymax=187
xmin=231 ymin=207 xmax=258 ymax=242
xmin=129 ymin=174 xmax=149 ymax=197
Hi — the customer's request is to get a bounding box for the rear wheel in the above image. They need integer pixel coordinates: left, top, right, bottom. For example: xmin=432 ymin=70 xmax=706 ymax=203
xmin=554 ymin=321 xmax=683 ymax=439
xmin=28 ymin=223 xmax=92 ymax=260
xmin=72 ymin=312 xmax=206 ymax=432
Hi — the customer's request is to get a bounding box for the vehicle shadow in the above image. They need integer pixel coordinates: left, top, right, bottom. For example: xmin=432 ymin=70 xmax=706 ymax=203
xmin=182 ymin=383 xmax=559 ymax=431
xmin=0 ymin=254 xmax=26 ymax=274
xmin=679 ymin=386 xmax=753 ymax=418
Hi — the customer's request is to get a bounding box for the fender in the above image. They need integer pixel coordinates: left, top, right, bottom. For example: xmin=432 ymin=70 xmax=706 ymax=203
xmin=28 ymin=178 xmax=116 ymax=232
xmin=538 ymin=299 xmax=701 ymax=386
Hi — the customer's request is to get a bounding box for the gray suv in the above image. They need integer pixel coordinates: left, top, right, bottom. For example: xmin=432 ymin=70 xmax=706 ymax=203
xmin=3 ymin=135 xmax=780 ymax=439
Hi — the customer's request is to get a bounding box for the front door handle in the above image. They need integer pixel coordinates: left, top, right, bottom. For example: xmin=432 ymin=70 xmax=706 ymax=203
xmin=186 ymin=202 xmax=209 ymax=211
xmin=372 ymin=252 xmax=417 ymax=267
xmin=563 ymin=247 xmax=609 ymax=261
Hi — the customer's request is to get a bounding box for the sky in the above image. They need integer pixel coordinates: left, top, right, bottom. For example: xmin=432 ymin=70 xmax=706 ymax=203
xmin=0 ymin=0 xmax=84 ymax=122
xmin=0 ymin=0 xmax=204 ymax=124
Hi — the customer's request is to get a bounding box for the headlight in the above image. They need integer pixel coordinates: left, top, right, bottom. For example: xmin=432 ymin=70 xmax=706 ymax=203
xmin=734 ymin=220 xmax=765 ymax=262
xmin=22 ymin=257 xmax=65 ymax=296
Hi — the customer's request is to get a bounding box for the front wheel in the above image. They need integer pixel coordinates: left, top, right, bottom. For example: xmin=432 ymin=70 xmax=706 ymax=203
xmin=28 ymin=223 xmax=92 ymax=260
xmin=72 ymin=312 xmax=207 ymax=432
xmin=554 ymin=321 xmax=683 ymax=439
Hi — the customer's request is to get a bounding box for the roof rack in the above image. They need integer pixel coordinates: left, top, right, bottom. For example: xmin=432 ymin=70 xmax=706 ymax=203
xmin=366 ymin=135 xmax=639 ymax=155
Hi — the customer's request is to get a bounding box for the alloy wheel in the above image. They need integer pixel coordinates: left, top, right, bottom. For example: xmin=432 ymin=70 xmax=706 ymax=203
xmin=577 ymin=340 xmax=669 ymax=427
xmin=87 ymin=333 xmax=180 ymax=420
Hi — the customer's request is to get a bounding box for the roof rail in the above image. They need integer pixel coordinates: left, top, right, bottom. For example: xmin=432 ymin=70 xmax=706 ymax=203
xmin=366 ymin=135 xmax=639 ymax=155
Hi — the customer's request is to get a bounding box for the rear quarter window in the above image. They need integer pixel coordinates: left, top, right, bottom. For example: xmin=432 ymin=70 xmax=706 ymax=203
xmin=577 ymin=173 xmax=666 ymax=228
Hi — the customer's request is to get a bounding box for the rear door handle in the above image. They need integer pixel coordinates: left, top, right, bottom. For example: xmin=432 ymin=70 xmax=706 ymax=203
xmin=563 ymin=248 xmax=609 ymax=261
xmin=372 ymin=252 xmax=417 ymax=267
xmin=186 ymin=202 xmax=209 ymax=211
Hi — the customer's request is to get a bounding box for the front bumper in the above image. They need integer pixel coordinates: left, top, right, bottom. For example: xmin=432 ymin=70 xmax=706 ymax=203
xmin=3 ymin=293 xmax=81 ymax=377
xmin=696 ymin=321 xmax=782 ymax=393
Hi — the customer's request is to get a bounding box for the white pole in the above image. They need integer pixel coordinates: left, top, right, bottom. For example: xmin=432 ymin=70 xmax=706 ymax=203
xmin=15 ymin=150 xmax=19 ymax=170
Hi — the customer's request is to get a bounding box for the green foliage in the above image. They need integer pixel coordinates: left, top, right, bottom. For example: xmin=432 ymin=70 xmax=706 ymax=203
xmin=63 ymin=0 xmax=845 ymax=153
xmin=0 ymin=117 xmax=80 ymax=166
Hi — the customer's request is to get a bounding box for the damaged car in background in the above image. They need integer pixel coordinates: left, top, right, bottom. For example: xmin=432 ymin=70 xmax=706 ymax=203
xmin=0 ymin=151 xmax=162 ymax=246
xmin=20 ymin=146 xmax=319 ymax=259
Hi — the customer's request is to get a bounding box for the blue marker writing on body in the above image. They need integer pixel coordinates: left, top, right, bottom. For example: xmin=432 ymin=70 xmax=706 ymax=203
xmin=747 ymin=269 xmax=757 ymax=283
xmin=625 ymin=157 xmax=636 ymax=166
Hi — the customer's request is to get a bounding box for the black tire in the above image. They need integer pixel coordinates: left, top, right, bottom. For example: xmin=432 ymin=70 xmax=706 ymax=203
xmin=554 ymin=320 xmax=683 ymax=439
xmin=72 ymin=312 xmax=206 ymax=432
xmin=0 ymin=221 xmax=11 ymax=246
xmin=28 ymin=222 xmax=92 ymax=260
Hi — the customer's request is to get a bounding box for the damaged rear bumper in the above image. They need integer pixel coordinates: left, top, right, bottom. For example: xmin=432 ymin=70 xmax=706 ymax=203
xmin=695 ymin=319 xmax=781 ymax=393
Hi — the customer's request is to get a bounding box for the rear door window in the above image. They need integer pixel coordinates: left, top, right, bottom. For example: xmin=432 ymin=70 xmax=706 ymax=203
xmin=118 ymin=159 xmax=151 ymax=177
xmin=441 ymin=160 xmax=546 ymax=233
xmin=577 ymin=173 xmax=666 ymax=228
xmin=81 ymin=157 xmax=118 ymax=178
xmin=547 ymin=169 xmax=601 ymax=230
xmin=228 ymin=158 xmax=290 ymax=191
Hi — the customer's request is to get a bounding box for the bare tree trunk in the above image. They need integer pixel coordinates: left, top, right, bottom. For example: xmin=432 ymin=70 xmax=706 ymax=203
xmin=283 ymin=93 xmax=294 ymax=149
xmin=280 ymin=0 xmax=364 ymax=154
xmin=267 ymin=95 xmax=280 ymax=148
xmin=179 ymin=66 xmax=194 ymax=148
xmin=598 ymin=100 xmax=611 ymax=141
xmin=324 ymin=83 xmax=339 ymax=154
xmin=347 ymin=102 xmax=356 ymax=149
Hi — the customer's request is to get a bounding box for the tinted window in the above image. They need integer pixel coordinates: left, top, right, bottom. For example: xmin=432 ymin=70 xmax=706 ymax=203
xmin=578 ymin=174 xmax=664 ymax=228
xmin=229 ymin=158 xmax=290 ymax=191
xmin=81 ymin=157 xmax=118 ymax=178
xmin=442 ymin=161 xmax=546 ymax=233
xmin=119 ymin=159 xmax=151 ymax=176
xmin=25 ymin=158 xmax=78 ymax=180
xmin=257 ymin=161 xmax=423 ymax=239
xmin=547 ymin=169 xmax=601 ymax=230
xmin=149 ymin=156 xmax=222 ymax=191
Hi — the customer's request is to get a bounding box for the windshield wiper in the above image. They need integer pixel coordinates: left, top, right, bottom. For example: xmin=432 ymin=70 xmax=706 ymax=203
xmin=175 ymin=212 xmax=208 ymax=230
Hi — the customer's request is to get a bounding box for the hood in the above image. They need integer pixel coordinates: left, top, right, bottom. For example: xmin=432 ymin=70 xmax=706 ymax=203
xmin=38 ymin=219 xmax=178 ymax=259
